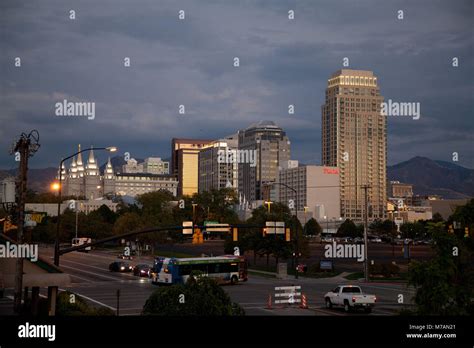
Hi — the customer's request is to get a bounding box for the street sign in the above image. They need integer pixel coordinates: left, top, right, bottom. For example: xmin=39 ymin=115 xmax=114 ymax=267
xmin=320 ymin=260 xmax=333 ymax=271
xmin=182 ymin=221 xmax=193 ymax=235
xmin=274 ymin=285 xmax=301 ymax=304
xmin=25 ymin=213 xmax=47 ymax=224
xmin=265 ymin=221 xmax=285 ymax=234
xmin=204 ymin=222 xmax=231 ymax=233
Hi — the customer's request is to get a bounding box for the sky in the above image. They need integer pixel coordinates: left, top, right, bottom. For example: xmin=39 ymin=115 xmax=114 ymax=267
xmin=1 ymin=0 xmax=473 ymax=170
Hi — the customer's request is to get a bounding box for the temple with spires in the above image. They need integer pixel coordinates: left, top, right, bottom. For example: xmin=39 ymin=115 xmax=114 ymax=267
xmin=59 ymin=145 xmax=178 ymax=199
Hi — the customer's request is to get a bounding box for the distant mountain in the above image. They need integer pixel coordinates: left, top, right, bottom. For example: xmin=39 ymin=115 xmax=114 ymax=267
xmin=98 ymin=156 xmax=144 ymax=174
xmin=3 ymin=156 xmax=472 ymax=198
xmin=387 ymin=156 xmax=474 ymax=199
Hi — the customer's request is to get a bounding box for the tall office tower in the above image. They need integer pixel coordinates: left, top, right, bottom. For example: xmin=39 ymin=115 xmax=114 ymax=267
xmin=171 ymin=138 xmax=213 ymax=196
xmin=321 ymin=69 xmax=387 ymax=222
xmin=238 ymin=121 xmax=291 ymax=202
xmin=198 ymin=134 xmax=238 ymax=193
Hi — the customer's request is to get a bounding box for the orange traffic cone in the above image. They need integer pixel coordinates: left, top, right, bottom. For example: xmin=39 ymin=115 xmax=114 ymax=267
xmin=266 ymin=293 xmax=272 ymax=309
xmin=300 ymin=293 xmax=308 ymax=309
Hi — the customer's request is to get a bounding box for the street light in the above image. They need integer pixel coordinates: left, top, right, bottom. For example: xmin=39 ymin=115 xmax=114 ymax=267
xmin=265 ymin=182 xmax=299 ymax=279
xmin=54 ymin=146 xmax=117 ymax=266
xmin=264 ymin=200 xmax=273 ymax=214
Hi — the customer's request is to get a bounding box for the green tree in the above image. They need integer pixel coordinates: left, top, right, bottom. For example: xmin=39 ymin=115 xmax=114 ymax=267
xmin=337 ymin=219 xmax=362 ymax=238
xmin=142 ymin=277 xmax=244 ymax=316
xmin=407 ymin=222 xmax=474 ymax=315
xmin=432 ymin=212 xmax=444 ymax=222
xmin=304 ymin=218 xmax=322 ymax=236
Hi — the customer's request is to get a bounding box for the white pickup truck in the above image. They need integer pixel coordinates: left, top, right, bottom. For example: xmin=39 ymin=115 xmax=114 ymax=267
xmin=324 ymin=285 xmax=376 ymax=313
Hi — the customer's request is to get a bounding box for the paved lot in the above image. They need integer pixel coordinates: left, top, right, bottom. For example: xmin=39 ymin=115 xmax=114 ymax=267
xmin=0 ymin=247 xmax=417 ymax=316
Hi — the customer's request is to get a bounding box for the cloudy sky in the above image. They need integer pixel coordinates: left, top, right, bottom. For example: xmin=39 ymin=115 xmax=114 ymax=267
xmin=1 ymin=0 xmax=473 ymax=171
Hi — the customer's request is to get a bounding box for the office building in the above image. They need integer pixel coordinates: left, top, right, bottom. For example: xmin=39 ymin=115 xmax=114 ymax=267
xmin=198 ymin=134 xmax=238 ymax=193
xmin=238 ymin=121 xmax=290 ymax=201
xmin=278 ymin=165 xmax=341 ymax=222
xmin=171 ymin=138 xmax=213 ymax=196
xmin=322 ymin=69 xmax=387 ymax=222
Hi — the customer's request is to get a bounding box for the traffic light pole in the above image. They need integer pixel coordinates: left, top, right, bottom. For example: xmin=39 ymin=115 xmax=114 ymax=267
xmin=363 ymin=185 xmax=370 ymax=282
xmin=13 ymin=138 xmax=28 ymax=312
xmin=12 ymin=131 xmax=40 ymax=313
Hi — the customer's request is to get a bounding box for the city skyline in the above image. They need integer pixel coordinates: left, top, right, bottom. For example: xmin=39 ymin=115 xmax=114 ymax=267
xmin=1 ymin=0 xmax=473 ymax=170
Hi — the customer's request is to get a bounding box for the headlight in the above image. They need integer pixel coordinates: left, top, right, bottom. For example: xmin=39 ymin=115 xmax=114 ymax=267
xmin=120 ymin=266 xmax=125 ymax=270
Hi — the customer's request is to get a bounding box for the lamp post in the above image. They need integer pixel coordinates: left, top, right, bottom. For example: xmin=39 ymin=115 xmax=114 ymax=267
xmin=264 ymin=200 xmax=273 ymax=214
xmin=303 ymin=206 xmax=308 ymax=235
xmin=265 ymin=182 xmax=299 ymax=279
xmin=192 ymin=203 xmax=198 ymax=224
xmin=54 ymin=146 xmax=117 ymax=266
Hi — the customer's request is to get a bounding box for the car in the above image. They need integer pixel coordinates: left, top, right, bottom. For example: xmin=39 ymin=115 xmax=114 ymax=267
xmin=353 ymin=237 xmax=363 ymax=244
xmin=321 ymin=237 xmax=334 ymax=243
xmin=117 ymin=253 xmax=133 ymax=260
xmin=133 ymin=264 xmax=151 ymax=277
xmin=324 ymin=285 xmax=376 ymax=313
xmin=109 ymin=261 xmax=133 ymax=272
xmin=370 ymin=237 xmax=382 ymax=243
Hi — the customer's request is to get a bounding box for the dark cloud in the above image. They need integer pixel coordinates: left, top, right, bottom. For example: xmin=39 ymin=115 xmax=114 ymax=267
xmin=0 ymin=0 xmax=472 ymax=170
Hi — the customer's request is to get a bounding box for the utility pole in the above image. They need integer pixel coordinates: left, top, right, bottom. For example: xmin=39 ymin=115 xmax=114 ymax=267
xmin=363 ymin=185 xmax=370 ymax=282
xmin=11 ymin=131 xmax=40 ymax=313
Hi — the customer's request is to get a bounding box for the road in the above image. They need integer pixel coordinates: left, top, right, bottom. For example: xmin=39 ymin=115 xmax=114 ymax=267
xmin=26 ymin=247 xmax=416 ymax=316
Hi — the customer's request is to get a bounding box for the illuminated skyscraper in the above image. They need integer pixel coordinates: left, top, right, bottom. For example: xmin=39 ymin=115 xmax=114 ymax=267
xmin=322 ymin=69 xmax=387 ymax=221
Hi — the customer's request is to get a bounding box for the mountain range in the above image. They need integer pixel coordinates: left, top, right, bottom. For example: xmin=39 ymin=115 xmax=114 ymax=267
xmin=1 ymin=156 xmax=472 ymax=199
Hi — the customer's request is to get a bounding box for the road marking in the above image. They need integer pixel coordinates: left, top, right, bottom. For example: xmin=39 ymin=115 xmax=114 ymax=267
xmin=313 ymin=307 xmax=347 ymax=316
xmin=59 ymin=264 xmax=130 ymax=281
xmin=58 ymin=288 xmax=116 ymax=310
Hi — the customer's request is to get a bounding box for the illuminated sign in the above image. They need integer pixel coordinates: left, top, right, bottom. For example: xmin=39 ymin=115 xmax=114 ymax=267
xmin=323 ymin=168 xmax=339 ymax=175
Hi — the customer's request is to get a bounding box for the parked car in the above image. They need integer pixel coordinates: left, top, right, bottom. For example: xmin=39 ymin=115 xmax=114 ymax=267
xmin=321 ymin=236 xmax=334 ymax=243
xmin=109 ymin=261 xmax=133 ymax=272
xmin=117 ymin=253 xmax=133 ymax=260
xmin=370 ymin=237 xmax=382 ymax=243
xmin=133 ymin=264 xmax=151 ymax=277
xmin=324 ymin=285 xmax=376 ymax=313
xmin=353 ymin=237 xmax=363 ymax=244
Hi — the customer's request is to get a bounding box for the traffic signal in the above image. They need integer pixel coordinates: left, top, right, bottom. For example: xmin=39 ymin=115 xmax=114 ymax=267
xmin=192 ymin=228 xmax=203 ymax=244
xmin=232 ymin=227 xmax=238 ymax=242
xmin=465 ymin=227 xmax=469 ymax=238
xmin=285 ymin=228 xmax=291 ymax=242
xmin=3 ymin=218 xmax=17 ymax=233
xmin=448 ymin=225 xmax=454 ymax=234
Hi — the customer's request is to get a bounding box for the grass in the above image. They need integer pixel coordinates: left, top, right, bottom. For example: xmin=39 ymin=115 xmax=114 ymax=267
xmin=344 ymin=272 xmax=364 ymax=280
xmin=247 ymin=270 xmax=276 ymax=278
xmin=344 ymin=272 xmax=409 ymax=282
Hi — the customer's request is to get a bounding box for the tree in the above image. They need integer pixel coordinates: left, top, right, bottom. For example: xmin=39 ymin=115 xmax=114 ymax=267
xmin=336 ymin=219 xmax=362 ymax=238
xmin=113 ymin=212 xmax=143 ymax=235
xmin=304 ymin=218 xmax=322 ymax=236
xmin=408 ymin=222 xmax=474 ymax=315
xmin=142 ymin=277 xmax=244 ymax=316
xmin=400 ymin=221 xmax=426 ymax=239
xmin=432 ymin=212 xmax=444 ymax=222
